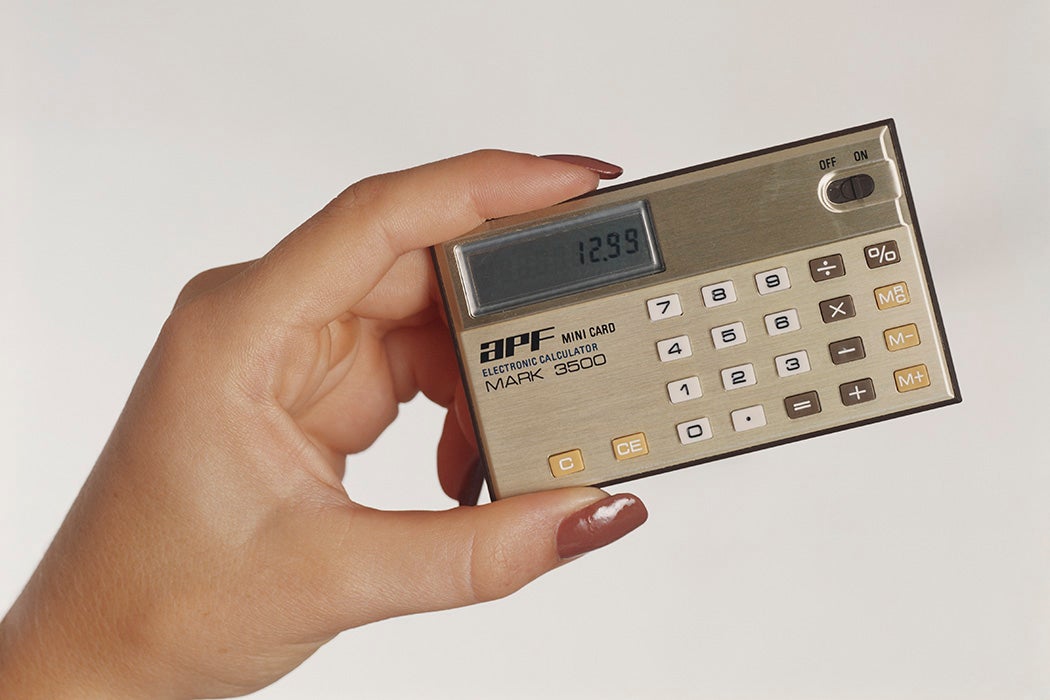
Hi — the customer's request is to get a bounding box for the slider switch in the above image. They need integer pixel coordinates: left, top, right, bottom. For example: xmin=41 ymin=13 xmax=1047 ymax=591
xmin=827 ymin=173 xmax=876 ymax=204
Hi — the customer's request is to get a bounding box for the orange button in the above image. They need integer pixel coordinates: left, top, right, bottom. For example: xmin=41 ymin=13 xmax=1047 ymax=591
xmin=611 ymin=432 xmax=649 ymax=461
xmin=894 ymin=364 xmax=931 ymax=392
xmin=884 ymin=323 xmax=921 ymax=351
xmin=874 ymin=282 xmax=911 ymax=310
xmin=549 ymin=449 xmax=585 ymax=477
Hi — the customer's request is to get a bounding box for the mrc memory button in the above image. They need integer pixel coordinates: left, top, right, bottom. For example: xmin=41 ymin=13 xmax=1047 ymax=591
xmin=874 ymin=282 xmax=911 ymax=310
xmin=548 ymin=449 xmax=585 ymax=478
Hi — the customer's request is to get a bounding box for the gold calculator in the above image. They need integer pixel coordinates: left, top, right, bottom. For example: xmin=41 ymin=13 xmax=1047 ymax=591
xmin=433 ymin=120 xmax=961 ymax=500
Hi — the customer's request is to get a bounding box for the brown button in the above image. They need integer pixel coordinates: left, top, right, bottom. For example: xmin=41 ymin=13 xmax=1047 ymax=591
xmin=819 ymin=295 xmax=856 ymax=323
xmin=611 ymin=433 xmax=649 ymax=461
xmin=829 ymin=336 xmax=866 ymax=364
xmin=874 ymin=282 xmax=911 ymax=310
xmin=894 ymin=364 xmax=931 ymax=392
xmin=884 ymin=323 xmax=921 ymax=351
xmin=864 ymin=240 xmax=901 ymax=268
xmin=549 ymin=449 xmax=585 ymax=478
xmin=839 ymin=378 xmax=876 ymax=406
xmin=784 ymin=391 xmax=821 ymax=419
xmin=809 ymin=254 xmax=846 ymax=282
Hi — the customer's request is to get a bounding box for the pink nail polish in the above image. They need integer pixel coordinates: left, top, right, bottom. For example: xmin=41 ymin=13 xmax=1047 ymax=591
xmin=556 ymin=493 xmax=647 ymax=559
xmin=541 ymin=154 xmax=624 ymax=180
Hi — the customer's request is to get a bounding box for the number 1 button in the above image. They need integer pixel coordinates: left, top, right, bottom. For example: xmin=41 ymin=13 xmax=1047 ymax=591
xmin=667 ymin=376 xmax=702 ymax=403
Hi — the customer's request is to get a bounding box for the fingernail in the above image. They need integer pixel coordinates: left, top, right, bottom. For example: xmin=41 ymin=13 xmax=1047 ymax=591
xmin=556 ymin=493 xmax=647 ymax=559
xmin=541 ymin=154 xmax=624 ymax=180
xmin=457 ymin=459 xmax=485 ymax=507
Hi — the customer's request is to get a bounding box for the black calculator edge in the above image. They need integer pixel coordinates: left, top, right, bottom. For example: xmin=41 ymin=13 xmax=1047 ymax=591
xmin=432 ymin=120 xmax=962 ymax=502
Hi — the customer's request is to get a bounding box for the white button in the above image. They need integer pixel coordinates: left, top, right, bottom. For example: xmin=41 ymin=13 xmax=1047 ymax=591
xmin=774 ymin=350 xmax=811 ymax=377
xmin=721 ymin=363 xmax=757 ymax=390
xmin=731 ymin=405 xmax=767 ymax=432
xmin=755 ymin=267 xmax=791 ymax=295
xmin=764 ymin=308 xmax=801 ymax=336
xmin=710 ymin=321 xmax=747 ymax=349
xmin=646 ymin=293 xmax=682 ymax=321
xmin=701 ymin=280 xmax=737 ymax=307
xmin=667 ymin=376 xmax=702 ymax=403
xmin=656 ymin=335 xmax=692 ymax=362
xmin=676 ymin=417 xmax=713 ymax=444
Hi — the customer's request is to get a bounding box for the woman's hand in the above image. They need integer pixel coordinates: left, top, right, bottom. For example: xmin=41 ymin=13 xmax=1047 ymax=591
xmin=0 ymin=151 xmax=647 ymax=699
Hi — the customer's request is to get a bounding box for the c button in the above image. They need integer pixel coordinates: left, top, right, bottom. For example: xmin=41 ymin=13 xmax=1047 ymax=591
xmin=548 ymin=449 xmax=585 ymax=478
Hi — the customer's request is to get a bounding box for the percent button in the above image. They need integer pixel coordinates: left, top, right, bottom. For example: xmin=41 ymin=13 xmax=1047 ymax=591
xmin=864 ymin=240 xmax=901 ymax=268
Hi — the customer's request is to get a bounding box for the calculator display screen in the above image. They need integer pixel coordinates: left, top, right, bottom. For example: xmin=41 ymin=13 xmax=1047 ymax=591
xmin=457 ymin=201 xmax=663 ymax=315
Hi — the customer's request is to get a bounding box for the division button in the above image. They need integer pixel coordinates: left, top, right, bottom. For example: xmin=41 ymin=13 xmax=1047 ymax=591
xmin=874 ymin=282 xmax=911 ymax=310
xmin=819 ymin=295 xmax=856 ymax=323
xmin=828 ymin=336 xmax=866 ymax=364
xmin=677 ymin=417 xmax=713 ymax=444
xmin=894 ymin=364 xmax=932 ymax=392
xmin=667 ymin=376 xmax=703 ymax=404
xmin=647 ymin=293 xmax=683 ymax=321
xmin=864 ymin=240 xmax=901 ymax=268
xmin=809 ymin=254 xmax=846 ymax=281
xmin=884 ymin=323 xmax=921 ymax=351
xmin=784 ymin=391 xmax=821 ymax=419
xmin=611 ymin=432 xmax=649 ymax=461
xmin=731 ymin=405 xmax=767 ymax=432
xmin=549 ymin=449 xmax=585 ymax=478
xmin=839 ymin=378 xmax=877 ymax=406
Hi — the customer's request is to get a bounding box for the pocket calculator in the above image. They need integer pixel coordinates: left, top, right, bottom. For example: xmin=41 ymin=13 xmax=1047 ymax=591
xmin=433 ymin=120 xmax=961 ymax=500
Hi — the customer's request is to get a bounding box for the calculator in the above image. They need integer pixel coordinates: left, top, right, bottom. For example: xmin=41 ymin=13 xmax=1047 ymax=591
xmin=433 ymin=120 xmax=961 ymax=500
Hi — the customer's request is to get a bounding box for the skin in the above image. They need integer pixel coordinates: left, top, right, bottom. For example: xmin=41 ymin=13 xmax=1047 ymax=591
xmin=0 ymin=151 xmax=646 ymax=698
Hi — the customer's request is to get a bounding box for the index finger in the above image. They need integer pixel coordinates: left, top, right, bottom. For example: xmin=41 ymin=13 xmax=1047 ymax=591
xmin=243 ymin=150 xmax=606 ymax=327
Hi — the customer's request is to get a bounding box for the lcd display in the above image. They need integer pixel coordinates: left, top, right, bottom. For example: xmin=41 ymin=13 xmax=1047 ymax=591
xmin=457 ymin=201 xmax=663 ymax=315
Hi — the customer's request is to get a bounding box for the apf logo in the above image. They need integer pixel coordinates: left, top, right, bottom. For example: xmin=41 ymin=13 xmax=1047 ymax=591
xmin=479 ymin=327 xmax=555 ymax=363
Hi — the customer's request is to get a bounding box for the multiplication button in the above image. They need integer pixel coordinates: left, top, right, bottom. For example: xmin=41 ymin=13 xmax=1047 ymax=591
xmin=819 ymin=295 xmax=856 ymax=323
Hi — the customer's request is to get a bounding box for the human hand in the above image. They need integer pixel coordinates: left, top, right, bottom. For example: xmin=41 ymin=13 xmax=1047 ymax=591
xmin=0 ymin=151 xmax=648 ymax=698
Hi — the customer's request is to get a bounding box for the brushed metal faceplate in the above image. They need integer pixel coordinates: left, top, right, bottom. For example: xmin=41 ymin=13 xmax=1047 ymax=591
xmin=433 ymin=121 xmax=961 ymax=499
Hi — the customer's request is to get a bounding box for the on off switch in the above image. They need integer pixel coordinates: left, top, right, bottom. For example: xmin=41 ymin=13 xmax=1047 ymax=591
xmin=827 ymin=173 xmax=876 ymax=204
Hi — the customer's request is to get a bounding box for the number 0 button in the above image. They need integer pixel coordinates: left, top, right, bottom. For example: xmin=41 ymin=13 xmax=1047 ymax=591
xmin=677 ymin=417 xmax=713 ymax=444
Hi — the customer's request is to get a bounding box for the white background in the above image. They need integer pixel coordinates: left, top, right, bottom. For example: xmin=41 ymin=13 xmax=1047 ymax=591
xmin=3 ymin=2 xmax=1048 ymax=698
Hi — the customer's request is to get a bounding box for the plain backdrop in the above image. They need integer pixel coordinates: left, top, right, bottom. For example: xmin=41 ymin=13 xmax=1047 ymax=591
xmin=3 ymin=2 xmax=1048 ymax=698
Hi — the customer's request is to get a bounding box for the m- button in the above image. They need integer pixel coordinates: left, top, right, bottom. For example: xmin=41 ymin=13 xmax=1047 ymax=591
xmin=611 ymin=433 xmax=649 ymax=461
xmin=548 ymin=449 xmax=585 ymax=478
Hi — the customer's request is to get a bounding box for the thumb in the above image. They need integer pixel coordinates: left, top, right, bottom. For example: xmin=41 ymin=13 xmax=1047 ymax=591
xmin=327 ymin=489 xmax=647 ymax=627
